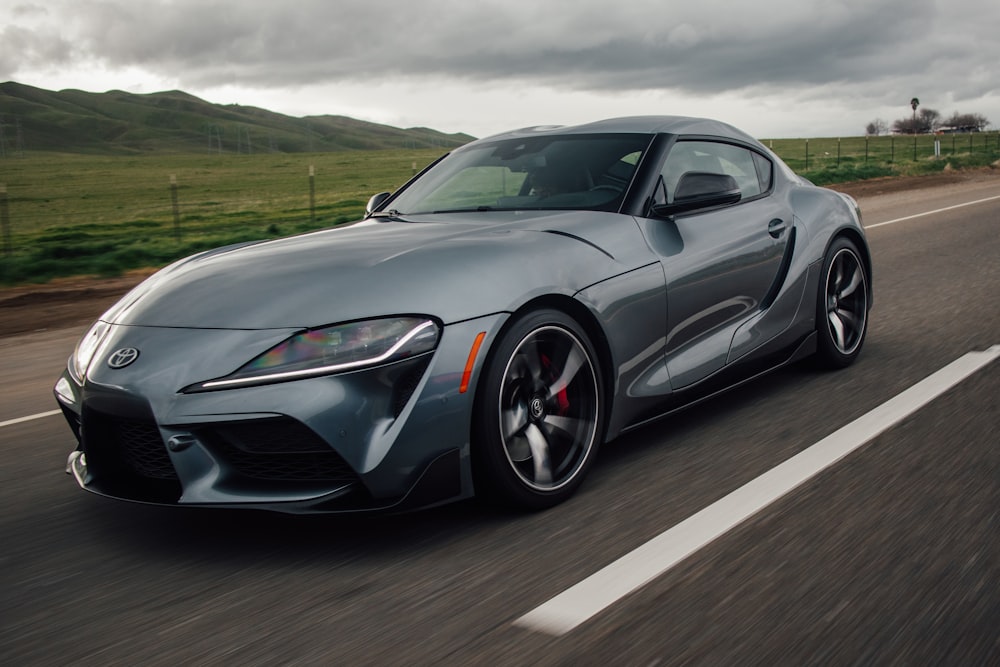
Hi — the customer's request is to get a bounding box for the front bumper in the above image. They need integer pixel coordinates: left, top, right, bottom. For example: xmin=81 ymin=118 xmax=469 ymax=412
xmin=56 ymin=315 xmax=507 ymax=513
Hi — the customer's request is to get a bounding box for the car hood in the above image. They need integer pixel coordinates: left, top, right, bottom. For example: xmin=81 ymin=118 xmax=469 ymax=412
xmin=103 ymin=211 xmax=657 ymax=329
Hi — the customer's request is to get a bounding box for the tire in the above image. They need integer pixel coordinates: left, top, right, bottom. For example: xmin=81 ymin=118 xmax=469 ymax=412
xmin=816 ymin=237 xmax=869 ymax=368
xmin=473 ymin=309 xmax=604 ymax=510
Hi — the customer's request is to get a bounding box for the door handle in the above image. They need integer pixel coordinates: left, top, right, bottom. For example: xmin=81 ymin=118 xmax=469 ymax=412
xmin=767 ymin=218 xmax=786 ymax=238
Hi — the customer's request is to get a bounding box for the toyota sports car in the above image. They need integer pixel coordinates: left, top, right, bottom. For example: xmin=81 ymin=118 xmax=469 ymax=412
xmin=55 ymin=116 xmax=872 ymax=513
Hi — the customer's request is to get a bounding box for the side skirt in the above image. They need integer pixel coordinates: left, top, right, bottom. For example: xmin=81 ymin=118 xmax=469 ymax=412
xmin=618 ymin=331 xmax=816 ymax=436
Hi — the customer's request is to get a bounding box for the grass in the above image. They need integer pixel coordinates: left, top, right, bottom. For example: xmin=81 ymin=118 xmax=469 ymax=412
xmin=1 ymin=134 xmax=998 ymax=286
xmin=0 ymin=150 xmax=441 ymax=284
xmin=764 ymin=133 xmax=1000 ymax=185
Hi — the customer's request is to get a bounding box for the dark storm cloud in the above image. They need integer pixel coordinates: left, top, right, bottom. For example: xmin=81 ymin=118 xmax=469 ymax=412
xmin=5 ymin=0 xmax=998 ymax=106
xmin=0 ymin=5 xmax=74 ymax=74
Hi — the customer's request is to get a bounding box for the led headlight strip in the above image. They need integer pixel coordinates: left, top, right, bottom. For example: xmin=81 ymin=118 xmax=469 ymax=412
xmin=196 ymin=319 xmax=438 ymax=390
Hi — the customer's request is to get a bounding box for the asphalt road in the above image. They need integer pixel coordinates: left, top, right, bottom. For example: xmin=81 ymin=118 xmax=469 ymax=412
xmin=2 ymin=179 xmax=998 ymax=666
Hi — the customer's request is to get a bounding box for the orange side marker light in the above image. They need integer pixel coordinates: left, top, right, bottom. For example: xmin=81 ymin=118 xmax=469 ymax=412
xmin=459 ymin=332 xmax=487 ymax=394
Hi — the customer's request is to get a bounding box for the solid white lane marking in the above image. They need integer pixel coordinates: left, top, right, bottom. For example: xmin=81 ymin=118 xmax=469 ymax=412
xmin=864 ymin=194 xmax=1000 ymax=229
xmin=515 ymin=345 xmax=1000 ymax=636
xmin=0 ymin=410 xmax=62 ymax=428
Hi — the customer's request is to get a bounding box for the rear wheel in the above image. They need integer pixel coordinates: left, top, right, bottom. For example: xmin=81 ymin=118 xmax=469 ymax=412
xmin=473 ymin=309 xmax=603 ymax=510
xmin=816 ymin=237 xmax=869 ymax=368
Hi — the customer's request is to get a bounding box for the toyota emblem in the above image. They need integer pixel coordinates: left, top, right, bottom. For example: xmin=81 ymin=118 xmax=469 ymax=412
xmin=107 ymin=348 xmax=140 ymax=369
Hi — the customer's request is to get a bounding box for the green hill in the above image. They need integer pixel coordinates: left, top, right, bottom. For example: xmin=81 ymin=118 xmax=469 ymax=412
xmin=0 ymin=81 xmax=475 ymax=155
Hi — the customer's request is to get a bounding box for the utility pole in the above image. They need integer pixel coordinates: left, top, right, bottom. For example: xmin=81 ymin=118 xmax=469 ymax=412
xmin=0 ymin=183 xmax=10 ymax=256
xmin=209 ymin=126 xmax=223 ymax=153
xmin=14 ymin=118 xmax=24 ymax=156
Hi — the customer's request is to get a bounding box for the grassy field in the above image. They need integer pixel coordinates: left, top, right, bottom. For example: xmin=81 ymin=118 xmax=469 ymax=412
xmin=1 ymin=134 xmax=998 ymax=285
xmin=0 ymin=150 xmax=441 ymax=284
xmin=769 ymin=133 xmax=1000 ymax=184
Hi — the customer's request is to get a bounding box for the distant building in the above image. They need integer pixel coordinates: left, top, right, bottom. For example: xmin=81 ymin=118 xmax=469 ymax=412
xmin=937 ymin=125 xmax=981 ymax=134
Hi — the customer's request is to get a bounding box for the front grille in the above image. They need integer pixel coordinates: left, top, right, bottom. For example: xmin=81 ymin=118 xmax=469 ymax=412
xmin=59 ymin=405 xmax=82 ymax=442
xmin=115 ymin=419 xmax=177 ymax=480
xmin=216 ymin=419 xmax=332 ymax=454
xmin=202 ymin=418 xmax=358 ymax=483
xmin=80 ymin=408 xmax=182 ymax=502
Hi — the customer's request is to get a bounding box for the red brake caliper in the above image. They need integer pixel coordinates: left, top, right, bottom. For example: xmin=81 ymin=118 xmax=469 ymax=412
xmin=541 ymin=353 xmax=571 ymax=415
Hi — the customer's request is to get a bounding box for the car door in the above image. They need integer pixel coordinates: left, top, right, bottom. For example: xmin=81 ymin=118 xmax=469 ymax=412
xmin=635 ymin=139 xmax=791 ymax=389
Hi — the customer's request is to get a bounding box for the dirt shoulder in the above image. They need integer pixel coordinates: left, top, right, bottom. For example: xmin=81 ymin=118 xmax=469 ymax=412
xmin=2 ymin=167 xmax=997 ymax=339
xmin=0 ymin=269 xmax=158 ymax=338
xmin=824 ymin=167 xmax=997 ymax=198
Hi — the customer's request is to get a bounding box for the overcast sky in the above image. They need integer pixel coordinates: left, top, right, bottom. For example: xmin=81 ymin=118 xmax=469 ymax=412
xmin=2 ymin=0 xmax=998 ymax=139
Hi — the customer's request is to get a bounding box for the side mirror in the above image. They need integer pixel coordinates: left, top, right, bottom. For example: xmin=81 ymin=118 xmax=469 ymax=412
xmin=652 ymin=172 xmax=741 ymax=217
xmin=365 ymin=192 xmax=392 ymax=217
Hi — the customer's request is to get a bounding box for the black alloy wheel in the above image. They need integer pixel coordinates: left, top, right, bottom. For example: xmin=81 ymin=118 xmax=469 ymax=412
xmin=474 ymin=309 xmax=603 ymax=510
xmin=817 ymin=237 xmax=869 ymax=368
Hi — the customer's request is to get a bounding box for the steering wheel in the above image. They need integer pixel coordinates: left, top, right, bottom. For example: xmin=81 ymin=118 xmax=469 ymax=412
xmin=588 ymin=185 xmax=622 ymax=195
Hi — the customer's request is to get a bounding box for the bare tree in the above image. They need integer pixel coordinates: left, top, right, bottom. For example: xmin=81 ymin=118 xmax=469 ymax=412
xmin=944 ymin=112 xmax=990 ymax=132
xmin=919 ymin=108 xmax=941 ymax=133
xmin=892 ymin=108 xmax=940 ymax=134
xmin=865 ymin=118 xmax=888 ymax=136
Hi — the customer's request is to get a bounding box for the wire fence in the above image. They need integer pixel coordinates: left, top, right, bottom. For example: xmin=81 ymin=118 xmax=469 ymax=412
xmin=767 ymin=132 xmax=1000 ymax=174
xmin=1 ymin=134 xmax=998 ymax=283
xmin=0 ymin=150 xmax=436 ymax=283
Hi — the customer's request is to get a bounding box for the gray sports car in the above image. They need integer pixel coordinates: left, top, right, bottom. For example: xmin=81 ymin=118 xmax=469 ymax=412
xmin=55 ymin=116 xmax=871 ymax=513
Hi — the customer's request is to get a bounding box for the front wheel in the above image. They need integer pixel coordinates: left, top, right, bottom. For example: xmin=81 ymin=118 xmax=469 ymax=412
xmin=816 ymin=237 xmax=869 ymax=368
xmin=473 ymin=309 xmax=604 ymax=510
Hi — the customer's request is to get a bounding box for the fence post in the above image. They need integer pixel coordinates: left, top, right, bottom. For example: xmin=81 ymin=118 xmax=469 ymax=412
xmin=913 ymin=134 xmax=917 ymax=161
xmin=309 ymin=165 xmax=316 ymax=224
xmin=0 ymin=183 xmax=10 ymax=257
xmin=170 ymin=175 xmax=181 ymax=241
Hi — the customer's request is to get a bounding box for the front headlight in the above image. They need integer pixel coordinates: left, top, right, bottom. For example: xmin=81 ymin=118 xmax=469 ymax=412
xmin=191 ymin=317 xmax=440 ymax=391
xmin=71 ymin=320 xmax=111 ymax=381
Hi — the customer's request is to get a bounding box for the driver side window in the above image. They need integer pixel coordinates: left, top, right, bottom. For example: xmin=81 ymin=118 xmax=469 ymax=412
xmin=660 ymin=141 xmax=765 ymax=205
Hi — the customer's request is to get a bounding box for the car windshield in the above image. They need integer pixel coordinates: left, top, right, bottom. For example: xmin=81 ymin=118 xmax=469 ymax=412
xmin=383 ymin=133 xmax=653 ymax=215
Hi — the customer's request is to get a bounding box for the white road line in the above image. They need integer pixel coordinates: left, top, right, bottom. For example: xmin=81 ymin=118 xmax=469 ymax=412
xmin=0 ymin=409 xmax=62 ymax=428
xmin=515 ymin=344 xmax=1000 ymax=636
xmin=864 ymin=194 xmax=1000 ymax=229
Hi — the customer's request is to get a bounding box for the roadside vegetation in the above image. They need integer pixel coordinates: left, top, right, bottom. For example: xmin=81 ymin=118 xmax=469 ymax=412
xmin=1 ymin=134 xmax=998 ymax=286
xmin=766 ymin=133 xmax=1000 ymax=185
xmin=0 ymin=150 xmax=440 ymax=285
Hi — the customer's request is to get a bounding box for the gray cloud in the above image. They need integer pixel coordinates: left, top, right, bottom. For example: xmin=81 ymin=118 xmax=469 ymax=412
xmin=0 ymin=24 xmax=73 ymax=74
xmin=4 ymin=0 xmax=998 ymax=131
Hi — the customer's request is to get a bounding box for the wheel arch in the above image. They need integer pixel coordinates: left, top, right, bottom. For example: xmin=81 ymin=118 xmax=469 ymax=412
xmin=468 ymin=295 xmax=611 ymax=508
xmin=826 ymin=227 xmax=874 ymax=309
xmin=476 ymin=294 xmax=615 ymax=442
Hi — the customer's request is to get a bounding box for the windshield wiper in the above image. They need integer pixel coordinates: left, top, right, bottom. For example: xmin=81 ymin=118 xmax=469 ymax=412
xmin=369 ymin=209 xmax=405 ymax=219
xmin=429 ymin=206 xmax=498 ymax=213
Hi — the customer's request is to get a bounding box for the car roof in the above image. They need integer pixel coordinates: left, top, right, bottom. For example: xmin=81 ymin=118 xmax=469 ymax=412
xmin=470 ymin=116 xmax=761 ymax=147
